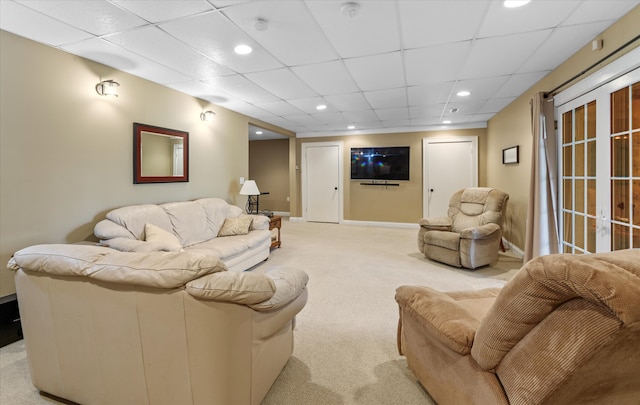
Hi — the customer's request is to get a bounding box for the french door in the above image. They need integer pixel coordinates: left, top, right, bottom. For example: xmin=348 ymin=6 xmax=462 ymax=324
xmin=557 ymin=68 xmax=640 ymax=253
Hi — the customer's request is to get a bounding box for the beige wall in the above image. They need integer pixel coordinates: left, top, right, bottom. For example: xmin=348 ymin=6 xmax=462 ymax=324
xmin=487 ymin=5 xmax=640 ymax=250
xmin=293 ymin=128 xmax=488 ymax=223
xmin=249 ymin=139 xmax=290 ymax=213
xmin=0 ymin=31 xmax=288 ymax=298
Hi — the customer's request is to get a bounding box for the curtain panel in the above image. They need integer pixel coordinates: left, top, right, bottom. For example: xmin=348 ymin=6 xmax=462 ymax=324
xmin=524 ymin=93 xmax=560 ymax=262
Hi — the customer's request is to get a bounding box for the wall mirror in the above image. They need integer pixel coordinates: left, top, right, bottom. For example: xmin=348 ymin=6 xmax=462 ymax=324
xmin=134 ymin=122 xmax=189 ymax=184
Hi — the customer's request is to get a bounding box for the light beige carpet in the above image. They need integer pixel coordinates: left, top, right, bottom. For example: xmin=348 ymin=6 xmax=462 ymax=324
xmin=0 ymin=220 xmax=523 ymax=405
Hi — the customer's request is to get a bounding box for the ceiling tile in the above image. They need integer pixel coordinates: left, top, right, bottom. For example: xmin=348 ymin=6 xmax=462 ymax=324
xmin=342 ymin=110 xmax=380 ymax=123
xmin=375 ymin=107 xmax=410 ymax=121
xmin=166 ymin=80 xmax=234 ymax=104
xmin=62 ymin=38 xmax=191 ymax=84
xmin=107 ymin=26 xmax=233 ymax=79
xmin=313 ymin=112 xmax=347 ymax=125
xmin=16 ymin=0 xmax=148 ymax=36
xmin=404 ymin=41 xmax=471 ymax=86
xmin=518 ymin=21 xmax=613 ymax=74
xmin=288 ymin=97 xmax=331 ymax=114
xmin=203 ymin=74 xmax=279 ymax=103
xmin=564 ymin=1 xmax=639 ymax=24
xmin=364 ymin=88 xmax=408 ymax=109
xmin=493 ymin=72 xmax=548 ymax=99
xmin=344 ymin=52 xmax=405 ymax=91
xmin=253 ymin=100 xmax=305 ymax=116
xmin=112 ymin=0 xmax=214 ymax=23
xmin=285 ymin=114 xmax=324 ymax=127
xmin=0 ymin=1 xmax=93 ymax=46
xmin=160 ymin=11 xmax=283 ymax=74
xmin=478 ymin=97 xmax=516 ymax=114
xmin=398 ymin=0 xmax=489 ymax=49
xmin=222 ymin=1 xmax=338 ymax=66
xmin=453 ymin=76 xmax=511 ymax=101
xmin=409 ymin=104 xmax=446 ymax=119
xmin=324 ymin=93 xmax=371 ymax=111
xmin=407 ymin=83 xmax=455 ymax=106
xmin=245 ymin=68 xmax=317 ymax=100
xmin=305 ymin=0 xmax=400 ymax=58
xmin=459 ymin=30 xmax=552 ymax=79
xmin=291 ymin=61 xmax=359 ymax=95
xmin=477 ymin=0 xmax=578 ymax=39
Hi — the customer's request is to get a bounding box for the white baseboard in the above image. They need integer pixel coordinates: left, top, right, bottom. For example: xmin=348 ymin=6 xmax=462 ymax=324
xmin=272 ymin=211 xmax=290 ymax=217
xmin=502 ymin=237 xmax=524 ymax=258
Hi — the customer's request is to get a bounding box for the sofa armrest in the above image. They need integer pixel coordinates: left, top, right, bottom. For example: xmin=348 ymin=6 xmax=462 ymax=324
xmin=459 ymin=223 xmax=500 ymax=240
xmin=395 ymin=285 xmax=481 ymax=355
xmin=418 ymin=217 xmax=452 ymax=231
xmin=249 ymin=267 xmax=309 ymax=312
xmin=249 ymin=214 xmax=270 ymax=230
xmin=186 ymin=271 xmax=276 ymax=304
xmin=186 ymin=267 xmax=309 ymax=311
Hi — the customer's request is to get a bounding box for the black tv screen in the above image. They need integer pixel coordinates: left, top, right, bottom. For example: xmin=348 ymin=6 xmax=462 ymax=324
xmin=350 ymin=147 xmax=410 ymax=180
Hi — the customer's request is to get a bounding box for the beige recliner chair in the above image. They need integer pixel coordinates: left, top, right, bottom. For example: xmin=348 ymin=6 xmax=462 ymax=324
xmin=395 ymin=249 xmax=640 ymax=405
xmin=418 ymin=187 xmax=508 ymax=269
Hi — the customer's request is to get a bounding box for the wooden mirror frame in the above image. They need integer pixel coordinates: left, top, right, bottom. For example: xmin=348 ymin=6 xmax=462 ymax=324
xmin=134 ymin=122 xmax=189 ymax=184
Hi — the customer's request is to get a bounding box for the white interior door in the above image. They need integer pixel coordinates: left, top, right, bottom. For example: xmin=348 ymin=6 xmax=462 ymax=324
xmin=302 ymin=142 xmax=342 ymax=223
xmin=423 ymin=137 xmax=478 ymax=218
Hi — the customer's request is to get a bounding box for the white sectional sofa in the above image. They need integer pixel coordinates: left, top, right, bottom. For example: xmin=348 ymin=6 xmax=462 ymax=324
xmin=9 ymin=243 xmax=308 ymax=405
xmin=94 ymin=197 xmax=271 ymax=272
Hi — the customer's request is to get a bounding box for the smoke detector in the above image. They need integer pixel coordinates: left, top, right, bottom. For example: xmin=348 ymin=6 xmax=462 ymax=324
xmin=253 ymin=18 xmax=269 ymax=31
xmin=341 ymin=2 xmax=360 ymax=18
xmin=450 ymin=108 xmax=460 ymax=113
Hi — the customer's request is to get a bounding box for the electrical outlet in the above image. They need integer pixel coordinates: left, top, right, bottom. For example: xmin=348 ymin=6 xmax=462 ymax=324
xmin=240 ymin=177 xmax=245 ymax=185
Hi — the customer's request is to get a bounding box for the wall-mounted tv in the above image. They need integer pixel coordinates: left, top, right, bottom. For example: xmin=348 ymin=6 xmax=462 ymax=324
xmin=350 ymin=146 xmax=410 ymax=180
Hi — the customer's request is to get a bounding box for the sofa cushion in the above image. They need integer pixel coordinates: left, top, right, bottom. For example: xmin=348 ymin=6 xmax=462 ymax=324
xmin=196 ymin=198 xmax=233 ymax=236
xmin=218 ymin=215 xmax=253 ymax=236
xmin=185 ymin=271 xmax=275 ymax=304
xmin=8 ymin=244 xmax=227 ymax=288
xmin=145 ymin=223 xmax=183 ymax=252
xmin=161 ymin=201 xmax=213 ymax=247
xmin=106 ymin=204 xmax=173 ymax=240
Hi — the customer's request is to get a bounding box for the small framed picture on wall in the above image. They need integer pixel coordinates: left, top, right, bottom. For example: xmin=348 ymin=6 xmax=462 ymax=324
xmin=502 ymin=146 xmax=519 ymax=164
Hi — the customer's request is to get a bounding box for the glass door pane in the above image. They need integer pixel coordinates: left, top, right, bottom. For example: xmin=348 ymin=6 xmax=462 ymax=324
xmin=560 ymin=102 xmax=596 ymax=254
xmin=610 ymin=83 xmax=639 ymax=251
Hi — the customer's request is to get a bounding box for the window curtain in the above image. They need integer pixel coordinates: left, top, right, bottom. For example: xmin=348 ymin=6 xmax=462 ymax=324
xmin=524 ymin=92 xmax=559 ymax=262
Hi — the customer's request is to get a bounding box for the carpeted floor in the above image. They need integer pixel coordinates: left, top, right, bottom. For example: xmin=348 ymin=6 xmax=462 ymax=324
xmin=0 ymin=219 xmax=523 ymax=404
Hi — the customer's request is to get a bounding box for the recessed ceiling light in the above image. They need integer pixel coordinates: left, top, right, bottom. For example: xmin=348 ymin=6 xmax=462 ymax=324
xmin=348 ymin=125 xmax=355 ymax=130
xmin=256 ymin=131 xmax=263 ymax=135
xmin=316 ymin=104 xmax=327 ymax=110
xmin=443 ymin=120 xmax=452 ymax=124
xmin=234 ymin=44 xmax=252 ymax=55
xmin=503 ymin=0 xmax=531 ymax=8
xmin=456 ymin=90 xmax=471 ymax=97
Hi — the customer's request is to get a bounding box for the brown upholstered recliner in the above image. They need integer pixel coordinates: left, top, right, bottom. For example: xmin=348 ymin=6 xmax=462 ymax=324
xmin=418 ymin=187 xmax=509 ymax=269
xmin=395 ymin=250 xmax=640 ymax=405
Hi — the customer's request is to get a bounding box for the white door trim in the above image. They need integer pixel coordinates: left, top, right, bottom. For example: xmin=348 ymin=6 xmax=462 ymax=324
xmin=422 ymin=136 xmax=478 ymax=218
xmin=301 ymin=141 xmax=344 ymax=222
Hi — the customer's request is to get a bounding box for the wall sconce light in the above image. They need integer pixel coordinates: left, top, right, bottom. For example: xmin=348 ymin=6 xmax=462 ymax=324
xmin=200 ymin=110 xmax=216 ymax=122
xmin=95 ymin=79 xmax=120 ymax=97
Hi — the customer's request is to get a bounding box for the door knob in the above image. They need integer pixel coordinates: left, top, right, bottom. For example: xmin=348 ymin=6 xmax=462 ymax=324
xmin=430 ymin=189 xmax=434 ymax=192
xmin=334 ymin=187 xmax=338 ymax=190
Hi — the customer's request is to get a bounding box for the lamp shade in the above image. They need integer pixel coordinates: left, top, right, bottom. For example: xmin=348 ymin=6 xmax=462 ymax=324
xmin=239 ymin=180 xmax=260 ymax=195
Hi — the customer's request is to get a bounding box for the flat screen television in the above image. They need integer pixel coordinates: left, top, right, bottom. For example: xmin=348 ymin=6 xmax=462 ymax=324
xmin=350 ymin=146 xmax=410 ymax=180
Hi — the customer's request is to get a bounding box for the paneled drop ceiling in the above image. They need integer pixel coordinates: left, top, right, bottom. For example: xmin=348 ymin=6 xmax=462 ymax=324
xmin=1 ymin=0 xmax=638 ymax=140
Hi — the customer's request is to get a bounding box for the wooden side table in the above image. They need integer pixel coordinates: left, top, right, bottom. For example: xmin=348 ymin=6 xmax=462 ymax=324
xmin=269 ymin=216 xmax=282 ymax=249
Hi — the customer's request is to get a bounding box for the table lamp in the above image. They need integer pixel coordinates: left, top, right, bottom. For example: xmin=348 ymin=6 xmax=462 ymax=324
xmin=240 ymin=180 xmax=260 ymax=214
